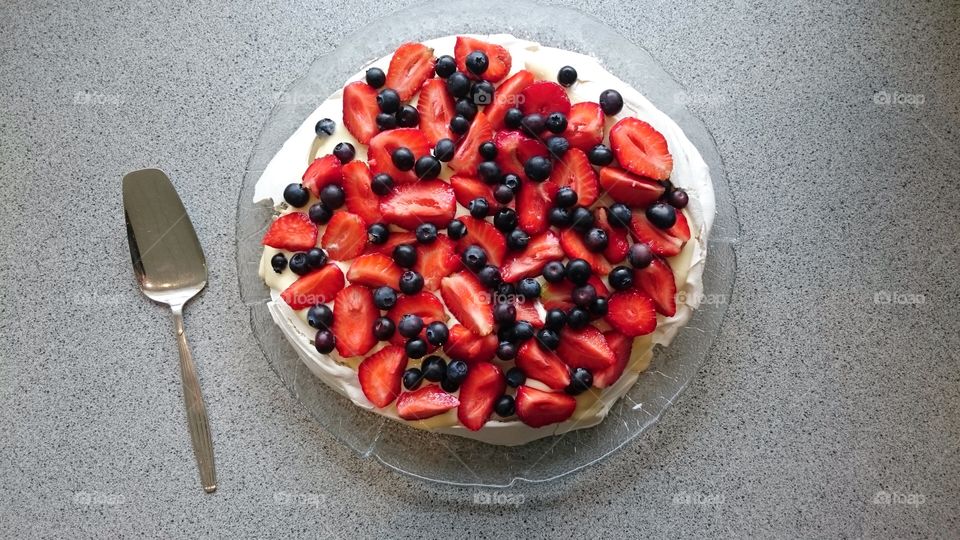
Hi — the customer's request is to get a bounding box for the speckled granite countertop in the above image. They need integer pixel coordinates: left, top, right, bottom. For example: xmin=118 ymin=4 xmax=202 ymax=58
xmin=1 ymin=0 xmax=957 ymax=537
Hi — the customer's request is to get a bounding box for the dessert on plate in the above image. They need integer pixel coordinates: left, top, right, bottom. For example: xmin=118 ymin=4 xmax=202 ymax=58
xmin=254 ymin=34 xmax=715 ymax=446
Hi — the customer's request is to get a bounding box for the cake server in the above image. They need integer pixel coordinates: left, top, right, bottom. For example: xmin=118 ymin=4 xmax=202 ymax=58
xmin=122 ymin=168 xmax=217 ymax=493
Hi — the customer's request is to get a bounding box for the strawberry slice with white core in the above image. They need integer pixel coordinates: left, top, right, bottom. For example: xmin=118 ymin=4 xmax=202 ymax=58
xmin=485 ymin=70 xmax=534 ymax=129
xmin=302 ymin=154 xmax=343 ymax=197
xmin=500 ymin=230 xmax=564 ymax=283
xmin=346 ymin=253 xmax=403 ymax=289
xmin=634 ymin=255 xmax=678 ymax=317
xmin=629 ymin=208 xmax=690 ymax=257
xmin=596 ymin=207 xmax=630 ymax=264
xmin=341 ymin=161 xmax=383 ymax=225
xmin=454 ymin=36 xmax=512 ymax=82
xmin=262 ymin=212 xmax=318 ymax=252
xmin=396 ymin=385 xmax=460 ymax=420
xmin=456 ymin=216 xmax=507 ymax=266
xmin=450 ymin=175 xmax=497 ymax=209
xmin=280 ymin=264 xmax=345 ymax=310
xmin=605 ymin=290 xmax=657 ymax=337
xmin=367 ymin=128 xmax=431 ymax=184
xmin=609 ymin=117 xmax=673 ymax=180
xmin=551 ymin=148 xmax=599 ymax=206
xmin=342 ymin=81 xmax=379 ymax=144
xmin=562 ymin=102 xmax=605 ymax=151
xmin=593 ymin=331 xmax=632 ymax=389
xmin=449 ymin=112 xmax=494 ymax=175
xmin=519 ymin=81 xmax=571 ymax=117
xmin=441 ymin=271 xmax=495 ymax=336
xmin=516 ymin=341 xmax=571 ymax=390
xmin=559 ymin=228 xmax=611 ymax=275
xmin=512 ymin=299 xmax=543 ymax=327
xmin=332 ymin=284 xmax=378 ymax=357
xmin=457 ymin=362 xmax=506 ymax=430
xmin=494 ymin=130 xmax=548 ymax=181
xmin=417 ymin=79 xmax=456 ymax=145
xmin=444 ymin=324 xmax=498 ymax=364
xmin=387 ymin=291 xmax=448 ymax=346
xmin=385 ymin=42 xmax=436 ymax=101
xmin=516 ymin=179 xmax=558 ymax=235
xmin=379 ymin=180 xmax=456 ymax=230
xmin=557 ymin=325 xmax=616 ymax=371
xmin=414 ymin=234 xmax=462 ymax=291
xmin=321 ymin=211 xmax=367 ymax=260
xmin=358 ymin=345 xmax=407 ymax=408
xmin=598 ymin=166 xmax=666 ymax=208
xmin=515 ymin=386 xmax=577 ymax=428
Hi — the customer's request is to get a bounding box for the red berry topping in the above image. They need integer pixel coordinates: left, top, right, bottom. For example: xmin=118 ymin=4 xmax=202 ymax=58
xmin=457 ymin=362 xmax=506 ymax=430
xmin=385 ymin=42 xmax=436 ymax=101
xmin=628 ymin=207 xmax=690 ymax=257
xmin=519 ymin=81 xmax=571 ymax=117
xmin=598 ymin=166 xmax=666 ymax=207
xmin=449 ymin=112 xmax=494 ymax=175
xmin=332 ymin=284 xmax=378 ymax=357
xmin=454 ymin=36 xmax=512 ymax=82
xmin=346 ymin=253 xmax=403 ymax=289
xmin=279 ymin=264 xmax=345 ymax=310
xmin=557 ymin=325 xmax=616 ymax=372
xmin=609 ymin=117 xmax=673 ymax=180
xmin=605 ymin=290 xmax=657 ymax=337
xmin=358 ymin=345 xmax=407 ymax=407
xmin=321 ymin=211 xmax=367 ymax=260
xmin=593 ymin=330 xmax=632 ymax=389
xmin=413 ymin=234 xmax=462 ymax=291
xmin=551 ymin=148 xmax=599 ymax=207
xmin=444 ymin=323 xmax=499 ymax=364
xmin=450 ymin=174 xmax=497 ymax=209
xmin=342 ymin=81 xmax=379 ymax=144
xmin=341 ymin=161 xmax=383 ymax=225
xmin=516 ymin=341 xmax=571 ymax=390
xmin=396 ymin=384 xmax=460 ymax=420
xmin=440 ymin=271 xmax=495 ymax=336
xmin=485 ymin=70 xmax=534 ymax=129
xmin=562 ymin=102 xmax=605 ymax=151
xmin=302 ymin=154 xmax=344 ymax=197
xmin=515 ymin=386 xmax=576 ymax=428
xmin=499 ymin=230 xmax=564 ymax=283
xmin=262 ymin=212 xmax=318 ymax=252
xmin=455 ymin=216 xmax=507 ymax=267
xmin=367 ymin=128 xmax=432 ymax=184
xmin=379 ymin=180 xmax=457 ymax=229
xmin=634 ymin=255 xmax=678 ymax=317
xmin=416 ymin=79 xmax=457 ymax=145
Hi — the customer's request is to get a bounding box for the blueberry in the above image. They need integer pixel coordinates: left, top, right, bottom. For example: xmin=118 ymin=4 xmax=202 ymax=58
xmin=590 ymin=297 xmax=608 ymax=317
xmin=465 ymin=50 xmax=489 ymax=75
xmin=421 ymin=356 xmax=447 ymax=382
xmin=406 ymin=338 xmax=428 ymax=359
xmin=477 ymin=265 xmax=502 ymax=288
xmin=365 ymin=67 xmax=386 ymax=88
xmin=415 ymin=223 xmax=438 ymax=244
xmin=461 ymin=244 xmax=488 ymax=271
xmin=414 ymin=155 xmax=441 ymax=179
xmin=567 ymin=307 xmax=590 ymax=329
xmin=398 ymin=314 xmax=424 ymax=338
xmin=542 ymin=261 xmax=566 ymax=283
xmin=433 ymin=138 xmax=456 ymax=162
xmin=376 ymin=111 xmax=398 ymax=130
xmin=440 ymin=376 xmax=460 ymax=393
xmin=370 ymin=173 xmax=394 ymax=196
xmin=456 ymin=98 xmax=478 ymax=120
xmin=333 ymin=142 xmax=356 ymax=163
xmin=506 ymin=228 xmax=530 ymax=251
xmin=307 ymin=304 xmax=334 ymax=328
xmin=504 ymin=108 xmax=524 ymax=129
xmin=521 ymin=113 xmax=545 ymax=136
xmin=536 ymin=328 xmax=560 ymax=350
xmin=270 ymin=253 xmax=287 ymax=273
xmin=392 ymin=243 xmax=417 ymax=268
xmin=372 ymin=316 xmax=396 ymax=340
xmin=368 ymin=223 xmax=390 ymax=245
xmin=402 ymin=368 xmax=423 ymax=390
xmin=513 ymin=321 xmax=535 ymax=342
xmin=470 ymin=81 xmax=495 ymax=105
xmin=554 ymin=187 xmax=578 ymax=208
xmin=289 ymin=252 xmax=311 ymax=275
xmin=493 ymin=302 xmax=517 ymax=325
xmin=447 ymin=218 xmax=467 ymax=240
xmin=609 ymin=266 xmax=634 ymax=290
xmin=570 ymin=206 xmax=595 ymax=233
xmin=494 ymin=184 xmax=514 ymax=205
xmin=496 ymin=282 xmax=516 ymax=300
xmin=308 ymin=202 xmax=333 ymax=224
xmin=566 ymin=368 xmax=593 ymax=395
xmin=377 ymin=88 xmax=401 ymax=113
xmin=446 ymin=72 xmax=471 ymax=98
xmin=544 ymin=308 xmax=566 ymax=330
xmin=524 ymin=156 xmax=552 ymax=182
xmin=469 ymin=197 xmax=490 ymax=218
xmin=425 ymin=321 xmax=449 ymax=346
xmin=608 ymin=204 xmax=632 ymax=228
xmin=320 ymin=184 xmax=345 ymax=209
xmin=477 ymin=161 xmax=501 ymax=184
xmin=628 ymin=243 xmax=654 ymax=269
xmin=516 ymin=278 xmax=541 ymax=300
xmin=314 ymin=329 xmax=336 ymax=354
xmin=435 ymin=55 xmax=457 ymax=78
xmin=497 ymin=324 xmax=516 ymax=344
xmin=479 ymin=141 xmax=497 ymax=160
xmin=494 ymin=395 xmax=516 ymax=417
xmin=587 ymin=144 xmax=614 ymax=166
xmin=283 ymin=183 xmax=310 ymax=207
xmin=548 ymin=207 xmax=572 ymax=228
xmin=646 ymin=203 xmax=677 ymax=229
xmin=306 ymin=248 xmax=327 ymax=268
xmin=572 ymin=284 xmax=597 ymax=307
xmin=545 ymin=112 xmax=568 ymax=133
xmin=399 ymin=270 xmax=424 ymax=294
xmin=546 ymin=136 xmax=569 ymax=157
xmin=599 ymin=89 xmax=624 ymax=115
xmin=505 ymin=367 xmax=526 ymax=388
xmin=445 ymin=359 xmax=469 ymax=385
xmin=391 ymin=147 xmax=415 ymax=171
xmin=565 ymin=259 xmax=592 ymax=285
xmin=584 ymin=228 xmax=609 ymax=252
xmin=557 ymin=66 xmax=578 ymax=87
xmin=373 ymin=286 xmax=397 ymax=310
xmin=668 ymin=189 xmax=689 ymax=209
xmin=497 ymin=341 xmax=518 ymax=361
xmin=493 ymin=207 xmax=518 ymax=232
xmin=396 ymin=105 xmax=419 ymax=128
xmin=315 ymin=118 xmax=336 ymax=137
xmin=502 ymin=173 xmax=521 ymax=193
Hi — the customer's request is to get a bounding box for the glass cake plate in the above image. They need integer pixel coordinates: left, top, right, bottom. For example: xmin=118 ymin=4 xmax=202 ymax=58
xmin=237 ymin=0 xmax=739 ymax=487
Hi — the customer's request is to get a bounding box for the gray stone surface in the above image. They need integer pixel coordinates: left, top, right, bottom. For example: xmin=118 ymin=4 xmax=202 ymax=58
xmin=1 ymin=0 xmax=958 ymax=537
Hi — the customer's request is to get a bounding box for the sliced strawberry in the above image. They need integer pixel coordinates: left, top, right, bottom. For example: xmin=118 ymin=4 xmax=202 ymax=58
xmin=357 ymin=345 xmax=407 ymax=408
xmin=368 ymin=128 xmax=432 ymax=184
xmin=396 ymin=385 xmax=460 ymax=420
xmin=551 ymin=148 xmax=599 ymax=206
xmin=449 ymin=112 xmax=493 ymax=175
xmin=593 ymin=331 xmax=632 ymax=389
xmin=562 ymin=102 xmax=604 ymax=151
xmin=417 ymin=79 xmax=456 ymax=145
xmin=440 ymin=271 xmax=494 ymax=336
xmin=321 ymin=211 xmax=367 ymax=260
xmin=596 ymin=207 xmax=629 ymax=263
xmin=454 ymin=36 xmax=511 ymax=82
xmin=332 ymin=284 xmax=378 ymax=357
xmin=500 ymin=230 xmax=564 ymax=283
xmin=279 ymin=264 xmax=345 ymax=310
xmin=347 ymin=253 xmax=403 ymax=289
xmin=598 ymin=166 xmax=665 ymax=207
xmin=364 ymin=231 xmax=417 ymax=256
xmin=519 ymin=81 xmax=571 ymax=117
xmin=541 ymin=275 xmax=608 ymax=311
xmin=609 ymin=118 xmax=673 ymax=180
xmin=444 ymin=323 xmax=498 ymax=364
xmin=515 ymin=386 xmax=576 ymax=428
xmin=456 ymin=216 xmax=506 ymax=266
xmin=379 ymin=180 xmax=456 ymax=229
xmin=414 ymin=234 xmax=462 ymax=290
xmin=341 ymin=161 xmax=382 ymax=225
xmin=485 ymin=70 xmax=534 ymax=129
xmin=494 ymin=130 xmax=548 ymax=180
xmin=262 ymin=212 xmax=318 ymax=252
xmin=385 ymin=42 xmax=435 ymax=101
xmin=628 ymin=208 xmax=689 ymax=257
xmin=605 ymin=290 xmax=657 ymax=337
xmin=560 ymin=228 xmax=611 ymax=275
xmin=516 ymin=341 xmax=571 ymax=390
xmin=342 ymin=81 xmax=379 ymax=144
xmin=634 ymin=255 xmax=678 ymax=316
xmin=512 ymin=299 xmax=543 ymax=327
xmin=387 ymin=291 xmax=447 ymax=327
xmin=450 ymin=175 xmax=496 ymax=209
xmin=557 ymin=325 xmax=615 ymax=371
xmin=301 ymin=154 xmax=343 ymax=197
xmin=516 ymin=179 xmax=558 ymax=235
xmin=457 ymin=362 xmax=506 ymax=430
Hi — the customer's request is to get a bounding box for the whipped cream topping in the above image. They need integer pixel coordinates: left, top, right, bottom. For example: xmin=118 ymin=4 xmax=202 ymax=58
xmin=254 ymin=34 xmax=715 ymax=446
